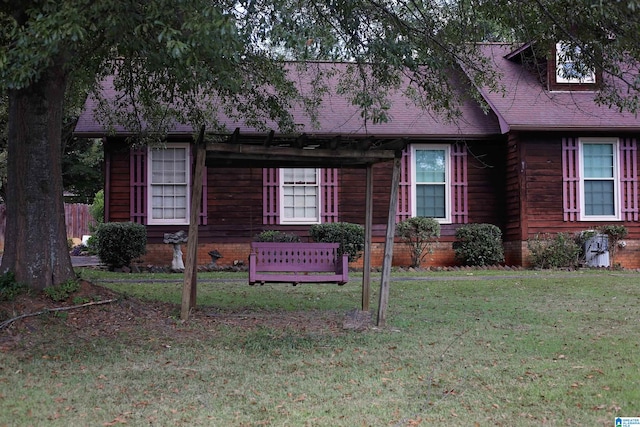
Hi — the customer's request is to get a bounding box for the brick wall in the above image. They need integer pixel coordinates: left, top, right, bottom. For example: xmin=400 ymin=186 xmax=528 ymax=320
xmin=138 ymin=241 xmax=459 ymax=269
xmin=138 ymin=239 xmax=640 ymax=270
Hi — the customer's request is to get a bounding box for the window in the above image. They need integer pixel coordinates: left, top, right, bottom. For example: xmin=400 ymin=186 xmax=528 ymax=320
xmin=411 ymin=145 xmax=451 ymax=223
xmin=555 ymin=42 xmax=596 ymax=84
xmin=147 ymin=144 xmax=190 ymax=225
xmin=280 ymin=168 xmax=320 ymax=224
xmin=579 ymin=138 xmax=619 ymax=220
xmin=263 ymin=168 xmax=338 ymax=225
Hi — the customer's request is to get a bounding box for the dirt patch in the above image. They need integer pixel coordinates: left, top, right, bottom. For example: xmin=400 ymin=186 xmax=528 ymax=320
xmin=0 ymin=281 xmax=355 ymax=356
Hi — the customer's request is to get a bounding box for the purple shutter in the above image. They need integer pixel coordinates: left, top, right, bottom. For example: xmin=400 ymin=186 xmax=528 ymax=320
xmin=130 ymin=148 xmax=147 ymax=224
xmin=451 ymin=143 xmax=468 ymax=223
xmin=263 ymin=168 xmax=279 ymax=225
xmin=562 ymin=137 xmax=580 ymax=221
xmin=396 ymin=148 xmax=412 ymax=222
xmin=321 ymin=168 xmax=339 ymax=223
xmin=621 ymin=137 xmax=638 ymax=221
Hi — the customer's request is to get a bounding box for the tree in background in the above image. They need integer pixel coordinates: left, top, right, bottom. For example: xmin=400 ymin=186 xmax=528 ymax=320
xmin=62 ymin=138 xmax=103 ymax=204
xmin=1 ymin=0 xmax=639 ymax=290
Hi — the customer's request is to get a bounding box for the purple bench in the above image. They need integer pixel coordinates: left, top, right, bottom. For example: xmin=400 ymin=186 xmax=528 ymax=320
xmin=249 ymin=242 xmax=349 ymax=286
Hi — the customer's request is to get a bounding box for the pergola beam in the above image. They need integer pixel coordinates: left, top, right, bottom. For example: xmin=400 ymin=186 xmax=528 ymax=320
xmin=181 ymin=126 xmax=206 ymax=321
xmin=204 ymin=142 xmax=397 ymax=168
xmin=377 ymin=154 xmax=402 ymax=327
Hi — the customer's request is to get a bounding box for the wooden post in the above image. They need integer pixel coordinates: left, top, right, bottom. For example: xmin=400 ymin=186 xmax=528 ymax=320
xmin=376 ymin=155 xmax=401 ymax=327
xmin=181 ymin=126 xmax=206 ymax=321
xmin=362 ymin=164 xmax=373 ymax=312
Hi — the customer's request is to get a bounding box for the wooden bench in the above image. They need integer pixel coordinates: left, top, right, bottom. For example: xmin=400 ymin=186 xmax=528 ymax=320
xmin=249 ymin=242 xmax=349 ymax=286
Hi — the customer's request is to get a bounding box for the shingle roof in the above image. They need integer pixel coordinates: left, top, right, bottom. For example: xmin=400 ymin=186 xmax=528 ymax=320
xmin=476 ymin=43 xmax=640 ymax=133
xmin=74 ymin=62 xmax=500 ymax=140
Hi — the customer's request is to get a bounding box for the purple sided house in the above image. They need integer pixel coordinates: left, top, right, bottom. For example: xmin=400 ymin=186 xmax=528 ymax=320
xmin=74 ymin=42 xmax=640 ymax=269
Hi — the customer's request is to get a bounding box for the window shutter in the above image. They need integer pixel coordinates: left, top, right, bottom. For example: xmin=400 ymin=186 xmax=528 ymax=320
xmin=562 ymin=137 xmax=580 ymax=221
xmin=451 ymin=143 xmax=468 ymax=223
xmin=621 ymin=137 xmax=638 ymax=221
xmin=320 ymin=168 xmax=339 ymax=223
xmin=396 ymin=148 xmax=412 ymax=222
xmin=263 ymin=168 xmax=279 ymax=225
xmin=130 ymin=148 xmax=147 ymax=224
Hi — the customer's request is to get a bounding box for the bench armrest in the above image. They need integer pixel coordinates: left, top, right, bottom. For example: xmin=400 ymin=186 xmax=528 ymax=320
xmin=336 ymin=253 xmax=349 ymax=284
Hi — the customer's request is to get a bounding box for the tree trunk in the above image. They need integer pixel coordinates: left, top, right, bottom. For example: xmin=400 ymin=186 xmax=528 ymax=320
xmin=1 ymin=63 xmax=75 ymax=290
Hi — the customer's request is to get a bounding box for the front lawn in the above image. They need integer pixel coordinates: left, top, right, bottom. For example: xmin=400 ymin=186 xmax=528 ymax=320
xmin=1 ymin=269 xmax=638 ymax=426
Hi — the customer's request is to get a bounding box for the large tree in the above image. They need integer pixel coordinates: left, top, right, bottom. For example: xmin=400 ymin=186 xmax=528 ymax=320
xmin=0 ymin=0 xmax=638 ymax=290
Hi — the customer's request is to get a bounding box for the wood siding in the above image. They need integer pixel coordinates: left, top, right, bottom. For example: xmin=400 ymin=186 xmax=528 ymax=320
xmin=465 ymin=141 xmax=506 ymax=228
xmin=504 ymin=133 xmax=524 ymax=242
xmin=510 ymin=132 xmax=640 ymax=240
xmin=106 ymin=138 xmax=506 ymax=246
xmin=106 ymin=140 xmax=133 ymax=223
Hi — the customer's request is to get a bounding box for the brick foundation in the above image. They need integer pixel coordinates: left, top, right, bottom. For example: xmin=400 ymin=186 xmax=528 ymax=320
xmin=138 ymin=241 xmax=459 ymax=269
xmin=137 ymin=239 xmax=640 ymax=270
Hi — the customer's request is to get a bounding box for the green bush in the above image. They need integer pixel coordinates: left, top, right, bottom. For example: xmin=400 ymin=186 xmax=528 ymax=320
xmin=44 ymin=279 xmax=80 ymax=302
xmin=89 ymin=189 xmax=105 ymax=228
xmin=527 ymin=232 xmax=581 ymax=269
xmin=598 ymin=224 xmax=628 ymax=243
xmin=0 ymin=272 xmax=27 ymax=301
xmin=453 ymin=223 xmax=505 ymax=266
xmin=253 ymin=230 xmax=301 ymax=242
xmin=85 ymin=235 xmax=99 ymax=255
xmin=598 ymin=225 xmax=628 ymax=266
xmin=309 ymin=222 xmax=365 ymax=262
xmin=94 ymin=222 xmax=147 ymax=269
xmin=396 ymin=217 xmax=440 ymax=268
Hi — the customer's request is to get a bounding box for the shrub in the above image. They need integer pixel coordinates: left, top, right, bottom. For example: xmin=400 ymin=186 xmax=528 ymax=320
xmin=253 ymin=230 xmax=301 ymax=242
xmin=44 ymin=279 xmax=80 ymax=302
xmin=89 ymin=189 xmax=105 ymax=228
xmin=94 ymin=222 xmax=147 ymax=269
xmin=527 ymin=232 xmax=581 ymax=269
xmin=395 ymin=217 xmax=440 ymax=268
xmin=85 ymin=235 xmax=99 ymax=255
xmin=309 ymin=222 xmax=365 ymax=262
xmin=598 ymin=225 xmax=628 ymax=267
xmin=70 ymin=244 xmax=88 ymax=256
xmin=453 ymin=223 xmax=505 ymax=266
xmin=0 ymin=272 xmax=27 ymax=301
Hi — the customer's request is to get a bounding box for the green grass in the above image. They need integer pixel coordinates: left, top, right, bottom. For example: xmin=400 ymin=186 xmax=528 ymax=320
xmin=2 ymin=269 xmax=639 ymax=426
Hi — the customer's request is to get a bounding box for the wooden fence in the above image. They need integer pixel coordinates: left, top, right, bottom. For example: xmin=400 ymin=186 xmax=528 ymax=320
xmin=0 ymin=204 xmax=96 ymax=251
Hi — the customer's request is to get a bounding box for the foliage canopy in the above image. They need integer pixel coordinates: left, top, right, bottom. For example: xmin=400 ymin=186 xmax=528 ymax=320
xmin=1 ymin=0 xmax=640 ymax=289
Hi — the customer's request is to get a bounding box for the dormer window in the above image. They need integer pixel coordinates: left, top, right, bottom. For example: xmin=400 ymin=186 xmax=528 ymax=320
xmin=553 ymin=42 xmax=597 ymax=87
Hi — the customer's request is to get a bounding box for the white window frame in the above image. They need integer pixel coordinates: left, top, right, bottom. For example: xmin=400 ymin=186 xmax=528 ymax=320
xmin=147 ymin=143 xmax=191 ymax=225
xmin=579 ymin=137 xmax=621 ymax=221
xmin=279 ymin=168 xmax=321 ymax=225
xmin=411 ymin=144 xmax=451 ymax=224
xmin=556 ymin=42 xmax=596 ymax=84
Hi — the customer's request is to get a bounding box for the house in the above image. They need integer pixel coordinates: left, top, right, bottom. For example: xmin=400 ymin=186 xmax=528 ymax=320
xmin=74 ymin=43 xmax=640 ymax=269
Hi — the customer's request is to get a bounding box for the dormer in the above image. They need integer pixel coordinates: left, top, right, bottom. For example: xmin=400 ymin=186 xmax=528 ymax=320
xmin=548 ymin=41 xmax=600 ymax=91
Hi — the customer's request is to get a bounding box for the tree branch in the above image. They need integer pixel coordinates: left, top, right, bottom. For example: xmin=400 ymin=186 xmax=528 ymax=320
xmin=0 ymin=298 xmax=118 ymax=330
